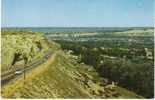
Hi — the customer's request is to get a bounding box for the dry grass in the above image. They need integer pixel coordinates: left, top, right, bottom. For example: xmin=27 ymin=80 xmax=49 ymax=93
xmin=1 ymin=50 xmax=143 ymax=99
xmin=1 ymin=51 xmax=91 ymax=98
xmin=1 ymin=51 xmax=58 ymax=98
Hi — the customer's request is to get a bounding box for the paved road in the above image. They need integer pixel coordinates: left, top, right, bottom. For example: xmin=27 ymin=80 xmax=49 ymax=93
xmin=1 ymin=50 xmax=53 ymax=85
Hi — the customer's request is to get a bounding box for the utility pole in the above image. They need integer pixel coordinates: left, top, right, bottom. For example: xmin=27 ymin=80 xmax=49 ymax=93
xmin=23 ymin=57 xmax=28 ymax=84
xmin=24 ymin=65 xmax=26 ymax=79
xmin=23 ymin=62 xmax=26 ymax=85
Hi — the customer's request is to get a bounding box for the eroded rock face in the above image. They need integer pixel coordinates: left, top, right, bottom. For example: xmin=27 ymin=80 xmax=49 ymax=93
xmin=1 ymin=31 xmax=50 ymax=71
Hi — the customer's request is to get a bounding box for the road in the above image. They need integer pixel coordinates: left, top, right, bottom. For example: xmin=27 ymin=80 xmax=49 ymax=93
xmin=1 ymin=50 xmax=54 ymax=85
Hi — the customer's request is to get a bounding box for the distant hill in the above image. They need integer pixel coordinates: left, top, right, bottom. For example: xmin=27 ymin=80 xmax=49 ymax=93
xmin=114 ymin=28 xmax=154 ymax=36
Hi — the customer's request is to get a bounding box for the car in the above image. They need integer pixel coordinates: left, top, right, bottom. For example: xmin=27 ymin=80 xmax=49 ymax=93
xmin=15 ymin=70 xmax=23 ymax=75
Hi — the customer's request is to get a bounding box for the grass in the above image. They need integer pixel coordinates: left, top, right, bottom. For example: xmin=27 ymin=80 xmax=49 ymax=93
xmin=1 ymin=51 xmax=91 ymax=98
xmin=115 ymin=86 xmax=144 ymax=99
xmin=1 ymin=50 xmax=143 ymax=98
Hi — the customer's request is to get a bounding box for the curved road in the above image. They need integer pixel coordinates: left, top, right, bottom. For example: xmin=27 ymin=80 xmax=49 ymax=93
xmin=1 ymin=50 xmax=54 ymax=85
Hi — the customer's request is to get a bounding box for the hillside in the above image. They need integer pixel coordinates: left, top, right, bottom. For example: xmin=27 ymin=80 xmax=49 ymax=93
xmin=1 ymin=31 xmax=143 ymax=98
xmin=114 ymin=28 xmax=154 ymax=36
xmin=1 ymin=30 xmax=59 ymax=73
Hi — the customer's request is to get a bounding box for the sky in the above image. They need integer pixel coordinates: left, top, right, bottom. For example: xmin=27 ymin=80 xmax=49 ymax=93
xmin=1 ymin=0 xmax=154 ymax=27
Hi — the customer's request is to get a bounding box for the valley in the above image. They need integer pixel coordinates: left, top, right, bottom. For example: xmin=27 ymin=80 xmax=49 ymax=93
xmin=1 ymin=27 xmax=154 ymax=98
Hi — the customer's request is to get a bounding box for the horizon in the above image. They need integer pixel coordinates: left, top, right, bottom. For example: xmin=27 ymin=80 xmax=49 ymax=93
xmin=2 ymin=0 xmax=154 ymax=27
xmin=1 ymin=26 xmax=154 ymax=28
